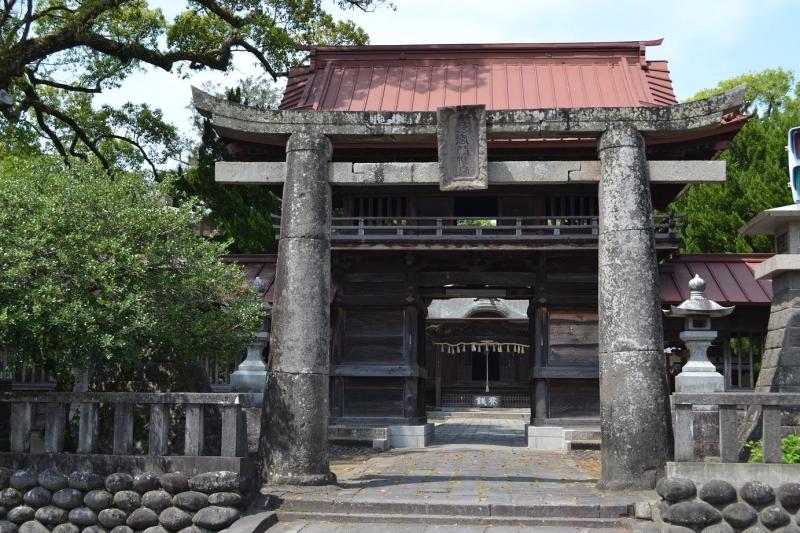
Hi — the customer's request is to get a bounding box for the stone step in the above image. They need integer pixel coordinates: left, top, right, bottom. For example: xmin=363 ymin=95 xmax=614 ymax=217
xmin=569 ymin=439 xmax=602 ymax=450
xmin=428 ymin=410 xmax=530 ymax=421
xmin=274 ymin=498 xmax=632 ymax=520
xmin=274 ymin=511 xmax=634 ymax=530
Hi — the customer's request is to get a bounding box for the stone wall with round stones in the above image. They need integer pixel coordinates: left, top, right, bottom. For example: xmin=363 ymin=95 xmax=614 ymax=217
xmin=0 ymin=469 xmax=246 ymax=533
xmin=657 ymin=477 xmax=800 ymax=532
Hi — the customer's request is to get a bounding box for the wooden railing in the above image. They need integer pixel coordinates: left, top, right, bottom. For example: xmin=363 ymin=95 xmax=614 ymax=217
xmin=2 ymin=392 xmax=256 ymax=458
xmin=672 ymin=392 xmax=800 ymax=463
xmin=276 ymin=214 xmax=683 ymax=243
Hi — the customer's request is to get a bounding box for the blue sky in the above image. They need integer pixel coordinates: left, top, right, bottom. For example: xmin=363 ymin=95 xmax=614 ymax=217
xmin=96 ymin=0 xmax=800 ymax=141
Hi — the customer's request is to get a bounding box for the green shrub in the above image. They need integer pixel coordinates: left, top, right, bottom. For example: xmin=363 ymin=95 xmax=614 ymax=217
xmin=746 ymin=434 xmax=800 ymax=463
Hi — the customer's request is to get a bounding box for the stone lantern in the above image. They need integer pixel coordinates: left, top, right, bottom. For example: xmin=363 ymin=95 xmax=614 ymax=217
xmin=230 ymin=276 xmax=271 ymax=393
xmin=664 ymin=275 xmax=734 ymax=393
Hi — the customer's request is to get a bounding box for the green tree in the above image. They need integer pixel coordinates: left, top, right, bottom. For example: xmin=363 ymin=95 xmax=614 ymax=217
xmin=0 ymin=156 xmax=263 ymax=384
xmin=672 ymin=68 xmax=800 ymax=253
xmin=0 ymin=0 xmax=388 ymax=171
xmin=172 ymin=77 xmax=282 ymax=253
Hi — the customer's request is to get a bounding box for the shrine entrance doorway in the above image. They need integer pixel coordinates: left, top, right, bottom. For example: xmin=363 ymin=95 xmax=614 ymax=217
xmin=423 ymin=294 xmax=532 ymax=446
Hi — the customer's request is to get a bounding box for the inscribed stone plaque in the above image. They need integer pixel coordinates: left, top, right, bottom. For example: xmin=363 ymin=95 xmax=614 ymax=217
xmin=436 ymin=105 xmax=487 ymax=191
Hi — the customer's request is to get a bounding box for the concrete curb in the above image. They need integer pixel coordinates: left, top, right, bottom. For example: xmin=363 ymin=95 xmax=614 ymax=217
xmin=276 ymin=498 xmax=632 ymax=518
xmin=275 ymin=510 xmax=632 ymax=528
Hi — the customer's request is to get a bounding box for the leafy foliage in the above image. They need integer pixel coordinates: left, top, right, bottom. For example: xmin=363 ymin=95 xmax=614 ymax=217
xmin=0 ymin=156 xmax=263 ymax=381
xmin=174 ymin=80 xmax=282 ymax=253
xmin=672 ymin=68 xmax=800 ymax=253
xmin=746 ymin=434 xmax=800 ymax=464
xmin=0 ymin=0 xmax=389 ymax=173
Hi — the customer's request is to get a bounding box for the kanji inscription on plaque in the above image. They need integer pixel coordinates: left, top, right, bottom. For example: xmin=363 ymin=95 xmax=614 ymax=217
xmin=436 ymin=105 xmax=487 ymax=191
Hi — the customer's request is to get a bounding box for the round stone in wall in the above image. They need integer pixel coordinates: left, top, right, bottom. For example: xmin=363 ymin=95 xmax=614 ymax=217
xmin=68 ymin=507 xmax=97 ymax=527
xmin=0 ymin=507 xmax=7 ymax=519
xmin=9 ymin=474 xmax=36 ymax=493
xmin=109 ymin=526 xmax=133 ymax=533
xmin=141 ymin=491 xmax=171 ymax=512
xmin=188 ymin=472 xmax=242 ymax=495
xmin=81 ymin=525 xmax=107 ymax=533
xmin=699 ymin=480 xmax=737 ymax=507
xmin=172 ymin=492 xmax=207 ymax=512
xmin=158 ymin=507 xmax=192 ymax=530
xmin=34 ymin=505 xmax=67 ymax=527
xmin=37 ymin=470 xmax=67 ymax=492
xmin=67 ymin=473 xmax=104 ymax=492
xmin=760 ymin=505 xmax=791 ymax=530
xmin=17 ymin=521 xmax=48 ymax=533
xmin=774 ymin=525 xmax=800 ymax=533
xmin=19 ymin=520 xmax=50 ymax=533
xmin=132 ymin=474 xmax=160 ymax=495
xmin=722 ymin=502 xmax=758 ymax=530
xmin=0 ymin=491 xmax=22 ymax=510
xmin=111 ymin=491 xmax=140 ymax=513
xmin=104 ymin=474 xmax=133 ymax=495
xmin=97 ymin=509 xmax=127 ymax=529
xmin=176 ymin=527 xmax=204 ymax=533
xmin=51 ymin=523 xmax=80 ymax=533
xmin=667 ymin=501 xmax=721 ymax=529
xmin=701 ymin=523 xmax=734 ymax=533
xmin=126 ymin=508 xmax=158 ymax=530
xmin=21 ymin=489 xmax=49 ymax=510
xmin=207 ymin=493 xmax=242 ymax=508
xmin=741 ymin=525 xmax=770 ymax=533
xmin=6 ymin=507 xmax=34 ymax=525
xmin=0 ymin=521 xmax=16 ymax=533
xmin=84 ymin=490 xmax=113 ymax=512
xmin=52 ymin=489 xmax=84 ymax=510
xmin=740 ymin=482 xmax=776 ymax=508
xmin=142 ymin=526 xmax=168 ymax=533
xmin=778 ymin=483 xmax=800 ymax=511
xmin=158 ymin=474 xmax=189 ymax=495
xmin=657 ymin=478 xmax=697 ymax=503
xmin=192 ymin=506 xmax=240 ymax=530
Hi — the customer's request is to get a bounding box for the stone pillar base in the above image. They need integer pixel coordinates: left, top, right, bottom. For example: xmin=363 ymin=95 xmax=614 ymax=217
xmin=265 ymin=471 xmax=337 ymax=486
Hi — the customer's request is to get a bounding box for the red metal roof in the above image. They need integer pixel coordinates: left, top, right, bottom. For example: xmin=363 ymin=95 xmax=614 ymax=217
xmin=280 ymin=40 xmax=677 ymax=111
xmin=223 ymin=255 xmax=277 ymax=304
xmin=660 ymin=254 xmax=773 ymax=306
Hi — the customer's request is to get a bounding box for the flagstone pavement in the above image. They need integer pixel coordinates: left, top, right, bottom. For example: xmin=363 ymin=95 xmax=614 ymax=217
xmin=261 ymin=418 xmax=655 ymax=532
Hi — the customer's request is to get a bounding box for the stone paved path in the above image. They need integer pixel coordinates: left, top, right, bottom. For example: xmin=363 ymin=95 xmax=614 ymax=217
xmin=430 ymin=418 xmax=526 ymax=447
xmin=262 ymin=418 xmax=654 ymax=531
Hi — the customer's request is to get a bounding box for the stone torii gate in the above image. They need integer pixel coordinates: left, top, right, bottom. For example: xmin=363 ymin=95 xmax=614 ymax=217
xmin=194 ymin=86 xmax=746 ymax=490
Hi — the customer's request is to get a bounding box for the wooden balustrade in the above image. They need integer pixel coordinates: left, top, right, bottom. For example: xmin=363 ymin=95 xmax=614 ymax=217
xmin=671 ymin=392 xmax=800 ymax=463
xmin=2 ymin=392 xmax=253 ymax=458
xmin=274 ymin=214 xmax=683 ymax=244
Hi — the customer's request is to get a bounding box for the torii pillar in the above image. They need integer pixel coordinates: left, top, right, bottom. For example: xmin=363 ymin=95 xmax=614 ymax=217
xmin=260 ymin=132 xmax=336 ymax=485
xmin=596 ymin=123 xmax=673 ymax=490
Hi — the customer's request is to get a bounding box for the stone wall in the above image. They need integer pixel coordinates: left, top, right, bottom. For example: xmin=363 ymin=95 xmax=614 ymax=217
xmin=657 ymin=476 xmax=800 ymax=532
xmin=0 ymin=469 xmax=247 ymax=533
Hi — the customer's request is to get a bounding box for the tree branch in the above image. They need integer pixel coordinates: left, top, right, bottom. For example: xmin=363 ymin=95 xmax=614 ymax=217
xmin=20 ymin=0 xmax=33 ymax=42
xmin=193 ymin=0 xmax=246 ymax=28
xmin=21 ymin=84 xmax=110 ymax=169
xmin=0 ymin=0 xmax=17 ymax=30
xmin=234 ymin=39 xmax=280 ymax=80
xmin=26 ymin=69 xmax=101 ymax=93
xmin=32 ymin=104 xmax=70 ymax=164
xmin=95 ymin=133 xmax=159 ymax=177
